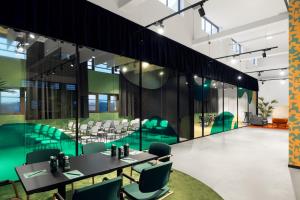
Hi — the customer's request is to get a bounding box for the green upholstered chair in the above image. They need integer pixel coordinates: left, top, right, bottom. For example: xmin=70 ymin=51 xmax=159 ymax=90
xmin=35 ymin=127 xmax=56 ymax=142
xmin=82 ymin=142 xmax=106 ymax=155
xmin=131 ymin=142 xmax=171 ymax=174
xmin=123 ymin=161 xmax=173 ymax=200
xmin=26 ymin=149 xmax=60 ymax=164
xmin=53 ymin=177 xmax=122 ymax=200
xmin=39 ymin=129 xmax=63 ymax=149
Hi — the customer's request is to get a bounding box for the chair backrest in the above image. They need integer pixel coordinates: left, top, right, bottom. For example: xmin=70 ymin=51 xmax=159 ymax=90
xmin=47 ymin=127 xmax=57 ymax=137
xmin=113 ymin=120 xmax=120 ymax=127
xmin=121 ymin=119 xmax=128 ymax=124
xmin=87 ymin=121 xmax=94 ymax=127
xmin=142 ymin=119 xmax=148 ymax=125
xmin=80 ymin=124 xmax=88 ymax=131
xmin=160 ymin=120 xmax=168 ymax=128
xmin=73 ymin=177 xmax=121 ymax=200
xmin=68 ymin=121 xmax=74 ymax=129
xmin=90 ymin=125 xmax=100 ymax=135
xmin=26 ymin=149 xmax=60 ymax=164
xmin=103 ymin=121 xmax=112 ymax=128
xmin=41 ymin=125 xmax=50 ymax=135
xmin=149 ymin=142 xmax=171 ymax=162
xmin=95 ymin=121 xmax=102 ymax=127
xmin=139 ymin=161 xmax=172 ymax=193
xmin=54 ymin=129 xmax=62 ymax=140
xmin=82 ymin=142 xmax=106 ymax=155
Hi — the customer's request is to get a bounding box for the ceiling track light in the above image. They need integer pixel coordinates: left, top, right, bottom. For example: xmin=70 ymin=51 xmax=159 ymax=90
xmin=258 ymin=71 xmax=261 ymax=77
xmin=262 ymin=51 xmax=267 ymax=58
xmin=156 ymin=21 xmax=164 ymax=35
xmin=198 ymin=3 xmax=205 ymax=17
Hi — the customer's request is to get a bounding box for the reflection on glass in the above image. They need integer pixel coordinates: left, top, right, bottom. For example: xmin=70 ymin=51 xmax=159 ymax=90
xmin=224 ymin=83 xmax=238 ymax=131
xmin=238 ymin=87 xmax=250 ymax=127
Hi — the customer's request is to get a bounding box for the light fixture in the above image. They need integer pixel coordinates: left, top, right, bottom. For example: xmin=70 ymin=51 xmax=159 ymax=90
xmin=142 ymin=62 xmax=149 ymax=69
xmin=51 ymin=70 xmax=56 ymax=75
xmin=194 ymin=75 xmax=198 ymax=79
xmin=231 ymin=58 xmax=237 ymax=64
xmin=16 ymin=45 xmax=24 ymax=53
xmin=122 ymin=67 xmax=128 ymax=73
xmin=279 ymin=70 xmax=285 ymax=76
xmin=280 ymin=79 xmax=286 ymax=85
xmin=29 ymin=33 xmax=35 ymax=39
xmin=92 ymin=56 xmax=95 ymax=59
xmin=237 ymin=75 xmax=242 ymax=80
xmin=185 ymin=82 xmax=188 ymax=85
xmin=159 ymin=71 xmax=164 ymax=76
xmin=70 ymin=64 xmax=74 ymax=68
xmin=258 ymin=71 xmax=261 ymax=77
xmin=262 ymin=81 xmax=265 ymax=85
xmin=262 ymin=51 xmax=267 ymax=58
xmin=266 ymin=35 xmax=273 ymax=40
xmin=198 ymin=4 xmax=205 ymax=17
xmin=24 ymin=42 xmax=30 ymax=46
xmin=156 ymin=21 xmax=164 ymax=35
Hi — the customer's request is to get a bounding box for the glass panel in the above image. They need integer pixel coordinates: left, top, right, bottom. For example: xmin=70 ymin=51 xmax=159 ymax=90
xmin=88 ymin=94 xmax=96 ymax=111
xmin=203 ymin=79 xmax=224 ymax=136
xmin=238 ymin=87 xmax=249 ymax=127
xmin=0 ymin=26 xmax=78 ymax=181
xmin=224 ymin=83 xmax=238 ymax=131
xmin=168 ymin=0 xmax=179 ymax=11
xmin=141 ymin=63 xmax=178 ymax=150
xmin=179 ymin=73 xmax=191 ymax=141
xmin=249 ymin=90 xmax=257 ymax=121
xmin=79 ymin=47 xmax=140 ymax=151
xmin=193 ymin=75 xmax=203 ymax=138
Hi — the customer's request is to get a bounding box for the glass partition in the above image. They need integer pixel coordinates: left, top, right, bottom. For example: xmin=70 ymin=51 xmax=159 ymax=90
xmin=179 ymin=73 xmax=191 ymax=141
xmin=249 ymin=90 xmax=257 ymax=117
xmin=238 ymin=87 xmax=250 ymax=127
xmin=224 ymin=83 xmax=238 ymax=131
xmin=193 ymin=75 xmax=203 ymax=138
xmin=141 ymin=63 xmax=178 ymax=150
xmin=203 ymin=79 xmax=224 ymax=135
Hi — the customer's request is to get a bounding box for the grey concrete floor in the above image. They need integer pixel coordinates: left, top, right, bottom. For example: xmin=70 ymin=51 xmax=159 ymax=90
xmin=172 ymin=127 xmax=300 ymax=200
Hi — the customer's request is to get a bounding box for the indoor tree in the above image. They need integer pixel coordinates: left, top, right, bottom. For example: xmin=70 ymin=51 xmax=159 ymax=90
xmin=258 ymin=97 xmax=278 ymax=118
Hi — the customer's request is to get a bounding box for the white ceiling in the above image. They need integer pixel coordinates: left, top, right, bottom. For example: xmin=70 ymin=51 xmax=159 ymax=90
xmin=88 ymin=0 xmax=288 ymax=81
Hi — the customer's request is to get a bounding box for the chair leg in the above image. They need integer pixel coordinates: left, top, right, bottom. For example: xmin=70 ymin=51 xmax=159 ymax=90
xmin=92 ymin=177 xmax=95 ymax=184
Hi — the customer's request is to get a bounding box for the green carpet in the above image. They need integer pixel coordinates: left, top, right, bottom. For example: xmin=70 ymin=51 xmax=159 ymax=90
xmin=0 ymin=168 xmax=223 ymax=200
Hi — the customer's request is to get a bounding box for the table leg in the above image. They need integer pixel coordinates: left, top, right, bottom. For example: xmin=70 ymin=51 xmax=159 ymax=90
xmin=58 ymin=184 xmax=66 ymax=199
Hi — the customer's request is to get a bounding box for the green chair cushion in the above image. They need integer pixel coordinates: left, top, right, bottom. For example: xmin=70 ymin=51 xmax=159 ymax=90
xmin=132 ymin=162 xmax=154 ymax=174
xmin=123 ymin=183 xmax=169 ymax=200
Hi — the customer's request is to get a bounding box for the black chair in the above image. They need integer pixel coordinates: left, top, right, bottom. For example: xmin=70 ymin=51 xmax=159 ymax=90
xmin=123 ymin=161 xmax=173 ymax=200
xmin=26 ymin=149 xmax=60 ymax=164
xmin=0 ymin=180 xmax=20 ymax=200
xmin=131 ymin=142 xmax=172 ymax=175
xmin=81 ymin=142 xmax=106 ymax=184
xmin=82 ymin=142 xmax=106 ymax=155
xmin=53 ymin=177 xmax=122 ymax=200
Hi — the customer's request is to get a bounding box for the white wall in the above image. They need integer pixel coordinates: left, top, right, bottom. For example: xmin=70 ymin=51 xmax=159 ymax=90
xmin=258 ymin=79 xmax=288 ymax=120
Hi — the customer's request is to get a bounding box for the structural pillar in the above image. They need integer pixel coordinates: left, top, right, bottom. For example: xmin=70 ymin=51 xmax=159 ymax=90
xmin=289 ymin=0 xmax=300 ymax=168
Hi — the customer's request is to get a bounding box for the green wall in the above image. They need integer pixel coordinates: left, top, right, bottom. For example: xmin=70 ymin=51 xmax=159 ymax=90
xmin=88 ymin=71 xmax=119 ymax=94
xmin=0 ymin=56 xmax=25 ymax=88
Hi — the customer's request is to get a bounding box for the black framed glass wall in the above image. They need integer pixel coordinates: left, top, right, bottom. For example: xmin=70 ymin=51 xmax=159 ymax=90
xmin=193 ymin=75 xmax=203 ymax=138
xmin=0 ymin=26 xmax=78 ymax=181
xmin=141 ymin=63 xmax=178 ymax=150
xmin=238 ymin=87 xmax=250 ymax=127
xmin=224 ymin=83 xmax=238 ymax=131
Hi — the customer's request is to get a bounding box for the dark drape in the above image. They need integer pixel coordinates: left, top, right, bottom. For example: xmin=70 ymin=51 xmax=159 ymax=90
xmin=0 ymin=0 xmax=258 ymax=91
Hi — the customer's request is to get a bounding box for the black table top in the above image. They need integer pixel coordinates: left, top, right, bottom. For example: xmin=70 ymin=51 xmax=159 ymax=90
xmin=15 ymin=152 xmax=157 ymax=195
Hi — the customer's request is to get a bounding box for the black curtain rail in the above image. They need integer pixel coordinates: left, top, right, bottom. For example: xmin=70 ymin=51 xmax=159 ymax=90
xmin=214 ymin=46 xmax=278 ymax=60
xmin=245 ymin=67 xmax=288 ymax=74
xmin=0 ymin=0 xmax=258 ymax=91
xmin=145 ymin=0 xmax=208 ymax=28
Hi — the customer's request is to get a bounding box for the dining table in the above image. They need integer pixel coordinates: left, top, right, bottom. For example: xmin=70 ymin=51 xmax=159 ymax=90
xmin=15 ymin=150 xmax=158 ymax=198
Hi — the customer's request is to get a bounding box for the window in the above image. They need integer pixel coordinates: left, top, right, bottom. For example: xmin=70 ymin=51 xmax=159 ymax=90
xmin=88 ymin=94 xmax=96 ymax=112
xmin=109 ymin=95 xmax=118 ymax=112
xmin=201 ymin=17 xmax=219 ymax=35
xmin=87 ymin=59 xmax=93 ymax=70
xmin=158 ymin=0 xmax=183 ymax=12
xmin=95 ymin=62 xmax=112 ymax=74
xmin=231 ymin=39 xmax=242 ymax=54
xmin=251 ymin=58 xmax=258 ymax=66
xmin=99 ymin=94 xmax=108 ymax=112
xmin=0 ymin=37 xmax=26 ymax=59
xmin=0 ymin=89 xmax=20 ymax=113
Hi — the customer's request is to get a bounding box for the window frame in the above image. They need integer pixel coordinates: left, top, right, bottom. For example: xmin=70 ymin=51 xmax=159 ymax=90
xmin=88 ymin=93 xmax=119 ymax=113
xmin=0 ymin=88 xmax=22 ymax=114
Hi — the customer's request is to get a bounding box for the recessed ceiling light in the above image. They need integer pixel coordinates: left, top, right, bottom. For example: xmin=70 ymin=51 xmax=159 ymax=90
xmin=29 ymin=33 xmax=35 ymax=39
xmin=92 ymin=56 xmax=95 ymax=59
xmin=159 ymin=71 xmax=164 ymax=76
xmin=122 ymin=67 xmax=128 ymax=73
xmin=280 ymin=80 xmax=285 ymax=85
xmin=279 ymin=70 xmax=285 ymax=76
xmin=142 ymin=62 xmax=149 ymax=68
xmin=237 ymin=76 xmax=242 ymax=80
xmin=194 ymin=75 xmax=198 ymax=79
xmin=156 ymin=21 xmax=164 ymax=35
xmin=266 ymin=36 xmax=273 ymax=40
xmin=231 ymin=58 xmax=237 ymax=64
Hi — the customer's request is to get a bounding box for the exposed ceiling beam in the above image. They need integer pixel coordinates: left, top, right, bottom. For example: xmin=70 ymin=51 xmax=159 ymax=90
xmin=192 ymin=12 xmax=288 ymax=45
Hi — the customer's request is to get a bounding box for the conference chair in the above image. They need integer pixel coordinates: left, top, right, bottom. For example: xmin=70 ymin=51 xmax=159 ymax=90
xmin=131 ymin=142 xmax=172 ymax=175
xmin=53 ymin=177 xmax=122 ymax=200
xmin=0 ymin=180 xmax=20 ymax=200
xmin=81 ymin=142 xmax=106 ymax=184
xmin=122 ymin=161 xmax=173 ymax=200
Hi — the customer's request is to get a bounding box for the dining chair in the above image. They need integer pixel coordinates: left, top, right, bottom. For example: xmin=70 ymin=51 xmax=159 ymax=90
xmin=0 ymin=180 xmax=20 ymax=200
xmin=122 ymin=161 xmax=173 ymax=200
xmin=53 ymin=177 xmax=122 ymax=200
xmin=26 ymin=149 xmax=60 ymax=164
xmin=131 ymin=142 xmax=172 ymax=175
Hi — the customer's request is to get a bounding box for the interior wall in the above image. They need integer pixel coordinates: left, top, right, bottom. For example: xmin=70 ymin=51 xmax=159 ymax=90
xmin=258 ymin=80 xmax=288 ymax=120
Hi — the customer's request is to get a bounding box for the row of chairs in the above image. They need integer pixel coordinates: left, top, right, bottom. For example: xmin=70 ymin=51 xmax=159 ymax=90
xmin=25 ymin=124 xmax=63 ymax=149
xmin=63 ymin=119 xmax=147 ymax=144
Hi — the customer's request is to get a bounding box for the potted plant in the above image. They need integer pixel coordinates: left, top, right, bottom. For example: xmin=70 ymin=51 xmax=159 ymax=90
xmin=258 ymin=97 xmax=278 ymax=119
